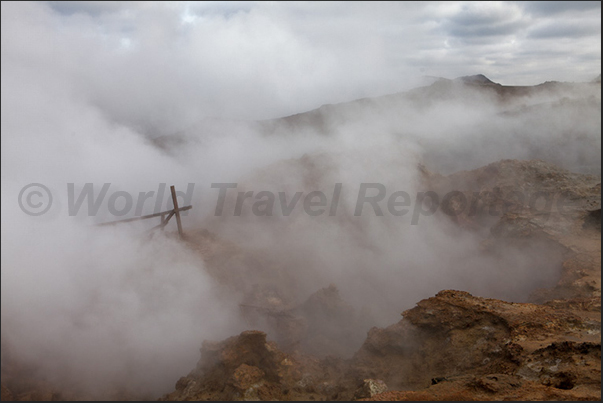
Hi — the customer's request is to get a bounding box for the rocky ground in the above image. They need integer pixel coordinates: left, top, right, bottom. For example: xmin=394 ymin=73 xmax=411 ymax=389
xmin=1 ymin=159 xmax=600 ymax=401
xmin=158 ymin=159 xmax=601 ymax=401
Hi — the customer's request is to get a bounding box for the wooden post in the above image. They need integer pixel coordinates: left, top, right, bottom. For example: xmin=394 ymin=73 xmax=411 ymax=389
xmin=97 ymin=206 xmax=191 ymax=226
xmin=170 ymin=185 xmax=184 ymax=239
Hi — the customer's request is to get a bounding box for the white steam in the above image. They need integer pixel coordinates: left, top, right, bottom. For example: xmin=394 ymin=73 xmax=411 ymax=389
xmin=1 ymin=1 xmax=601 ymax=399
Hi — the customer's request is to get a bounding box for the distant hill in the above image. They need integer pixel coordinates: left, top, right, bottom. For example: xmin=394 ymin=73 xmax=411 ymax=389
xmin=454 ymin=74 xmax=498 ymax=85
xmin=256 ymin=74 xmax=600 ymax=137
xmin=158 ymin=73 xmax=600 ymax=174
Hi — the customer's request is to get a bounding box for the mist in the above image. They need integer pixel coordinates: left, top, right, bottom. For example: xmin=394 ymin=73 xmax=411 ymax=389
xmin=1 ymin=1 xmax=601 ymax=399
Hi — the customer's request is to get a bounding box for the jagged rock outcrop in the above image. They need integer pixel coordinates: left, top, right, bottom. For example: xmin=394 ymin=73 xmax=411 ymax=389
xmin=162 ymin=288 xmax=600 ymax=401
xmin=160 ymin=330 xmax=349 ymax=401
xmin=161 ymin=159 xmax=600 ymax=401
xmin=350 ymin=158 xmax=601 ymax=399
xmin=350 ymin=290 xmax=600 ymax=395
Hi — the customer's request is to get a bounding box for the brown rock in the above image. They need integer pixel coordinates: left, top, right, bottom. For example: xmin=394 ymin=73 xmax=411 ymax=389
xmin=353 ymin=379 xmax=388 ymax=399
xmin=230 ymin=364 xmax=265 ymax=390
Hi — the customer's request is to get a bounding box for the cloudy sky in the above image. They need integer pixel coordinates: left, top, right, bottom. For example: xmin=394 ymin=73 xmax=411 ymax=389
xmin=2 ymin=1 xmax=601 ymax=130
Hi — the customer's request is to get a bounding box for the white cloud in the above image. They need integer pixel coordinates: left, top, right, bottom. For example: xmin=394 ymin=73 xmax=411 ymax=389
xmin=2 ymin=1 xmax=594 ymax=130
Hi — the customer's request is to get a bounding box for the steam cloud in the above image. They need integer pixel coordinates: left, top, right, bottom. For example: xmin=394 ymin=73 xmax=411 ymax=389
xmin=1 ymin=1 xmax=601 ymax=399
